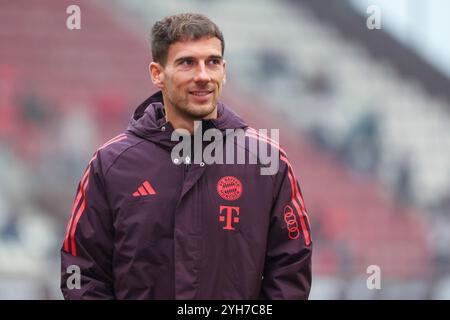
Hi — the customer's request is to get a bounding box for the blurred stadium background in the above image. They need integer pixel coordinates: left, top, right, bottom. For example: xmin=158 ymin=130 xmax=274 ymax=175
xmin=0 ymin=0 xmax=449 ymax=299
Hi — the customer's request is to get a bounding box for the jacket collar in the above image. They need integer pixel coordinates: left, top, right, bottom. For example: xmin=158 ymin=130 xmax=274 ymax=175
xmin=127 ymin=91 xmax=248 ymax=149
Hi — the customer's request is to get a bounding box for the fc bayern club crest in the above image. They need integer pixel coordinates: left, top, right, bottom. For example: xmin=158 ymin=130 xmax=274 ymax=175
xmin=217 ymin=176 xmax=243 ymax=201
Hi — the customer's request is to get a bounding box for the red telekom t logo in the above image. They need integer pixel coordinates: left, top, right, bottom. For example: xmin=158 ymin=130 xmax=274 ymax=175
xmin=219 ymin=205 xmax=240 ymax=230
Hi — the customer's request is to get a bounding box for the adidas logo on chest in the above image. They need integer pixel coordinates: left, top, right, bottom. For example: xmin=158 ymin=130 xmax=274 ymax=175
xmin=133 ymin=180 xmax=156 ymax=197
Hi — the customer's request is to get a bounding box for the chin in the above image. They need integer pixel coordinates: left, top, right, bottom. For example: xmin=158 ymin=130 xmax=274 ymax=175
xmin=187 ymin=104 xmax=216 ymax=119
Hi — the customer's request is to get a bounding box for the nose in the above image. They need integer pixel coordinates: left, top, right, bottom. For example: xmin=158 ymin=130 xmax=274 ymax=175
xmin=193 ymin=62 xmax=211 ymax=83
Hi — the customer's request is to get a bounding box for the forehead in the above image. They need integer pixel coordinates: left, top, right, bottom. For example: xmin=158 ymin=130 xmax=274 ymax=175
xmin=166 ymin=37 xmax=223 ymax=62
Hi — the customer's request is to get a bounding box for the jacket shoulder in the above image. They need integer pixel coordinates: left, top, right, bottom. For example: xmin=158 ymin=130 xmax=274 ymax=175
xmin=89 ymin=132 xmax=144 ymax=177
xmin=238 ymin=127 xmax=290 ymax=174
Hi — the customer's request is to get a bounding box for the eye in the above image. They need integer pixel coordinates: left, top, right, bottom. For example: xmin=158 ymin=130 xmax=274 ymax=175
xmin=180 ymin=59 xmax=193 ymax=66
xmin=208 ymin=58 xmax=221 ymax=65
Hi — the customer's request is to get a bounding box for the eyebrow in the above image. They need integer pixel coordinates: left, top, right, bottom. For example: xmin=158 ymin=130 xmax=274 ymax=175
xmin=174 ymin=55 xmax=223 ymax=64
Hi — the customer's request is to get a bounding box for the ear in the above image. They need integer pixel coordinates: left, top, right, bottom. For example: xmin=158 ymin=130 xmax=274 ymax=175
xmin=149 ymin=62 xmax=164 ymax=89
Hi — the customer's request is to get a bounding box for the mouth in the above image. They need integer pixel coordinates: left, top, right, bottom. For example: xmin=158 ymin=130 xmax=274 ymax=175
xmin=189 ymin=90 xmax=213 ymax=102
xmin=189 ymin=90 xmax=213 ymax=96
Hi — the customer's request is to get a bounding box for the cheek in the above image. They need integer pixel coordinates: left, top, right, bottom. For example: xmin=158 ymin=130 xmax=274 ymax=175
xmin=216 ymin=80 xmax=224 ymax=92
xmin=165 ymin=78 xmax=182 ymax=94
xmin=214 ymin=72 xmax=225 ymax=87
xmin=172 ymin=77 xmax=191 ymax=93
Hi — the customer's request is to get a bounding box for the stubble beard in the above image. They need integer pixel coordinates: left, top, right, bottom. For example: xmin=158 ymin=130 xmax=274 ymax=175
xmin=172 ymin=90 xmax=219 ymax=120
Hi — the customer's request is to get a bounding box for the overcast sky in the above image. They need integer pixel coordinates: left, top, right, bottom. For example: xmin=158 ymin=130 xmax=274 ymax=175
xmin=349 ymin=0 xmax=450 ymax=78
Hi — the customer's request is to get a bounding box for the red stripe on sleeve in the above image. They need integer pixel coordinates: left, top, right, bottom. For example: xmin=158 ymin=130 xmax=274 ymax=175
xmin=63 ymin=168 xmax=90 ymax=252
xmin=68 ymin=169 xmax=90 ymax=256
xmin=64 ymin=134 xmax=127 ymax=254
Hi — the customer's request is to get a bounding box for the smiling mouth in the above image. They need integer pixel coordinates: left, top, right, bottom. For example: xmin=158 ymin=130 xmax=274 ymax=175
xmin=189 ymin=90 xmax=213 ymax=96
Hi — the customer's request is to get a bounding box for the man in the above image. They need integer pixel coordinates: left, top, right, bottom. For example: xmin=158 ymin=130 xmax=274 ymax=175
xmin=61 ymin=13 xmax=312 ymax=299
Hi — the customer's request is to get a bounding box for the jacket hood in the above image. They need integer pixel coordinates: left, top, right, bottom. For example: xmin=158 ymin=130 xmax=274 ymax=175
xmin=127 ymin=91 xmax=248 ymax=149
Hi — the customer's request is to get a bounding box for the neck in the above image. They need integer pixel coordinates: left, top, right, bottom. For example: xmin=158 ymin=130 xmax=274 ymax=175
xmin=164 ymin=102 xmax=217 ymax=135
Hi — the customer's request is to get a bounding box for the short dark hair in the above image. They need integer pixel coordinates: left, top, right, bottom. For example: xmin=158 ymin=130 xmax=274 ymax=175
xmin=150 ymin=13 xmax=225 ymax=66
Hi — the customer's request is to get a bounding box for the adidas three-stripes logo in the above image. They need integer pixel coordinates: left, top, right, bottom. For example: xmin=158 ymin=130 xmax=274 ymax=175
xmin=133 ymin=180 xmax=156 ymax=197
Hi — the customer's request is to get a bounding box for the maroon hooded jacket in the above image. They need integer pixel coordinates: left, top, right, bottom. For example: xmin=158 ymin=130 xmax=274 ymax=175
xmin=60 ymin=91 xmax=312 ymax=299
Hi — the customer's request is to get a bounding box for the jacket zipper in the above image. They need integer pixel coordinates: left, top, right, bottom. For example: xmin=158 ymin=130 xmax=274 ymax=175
xmin=182 ymin=156 xmax=191 ymax=180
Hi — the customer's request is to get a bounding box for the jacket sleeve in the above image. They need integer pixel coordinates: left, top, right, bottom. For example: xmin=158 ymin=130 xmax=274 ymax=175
xmin=60 ymin=152 xmax=115 ymax=299
xmin=260 ymin=155 xmax=312 ymax=300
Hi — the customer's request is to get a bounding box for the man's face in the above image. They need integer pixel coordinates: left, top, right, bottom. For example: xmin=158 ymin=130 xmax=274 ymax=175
xmin=150 ymin=37 xmax=226 ymax=120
